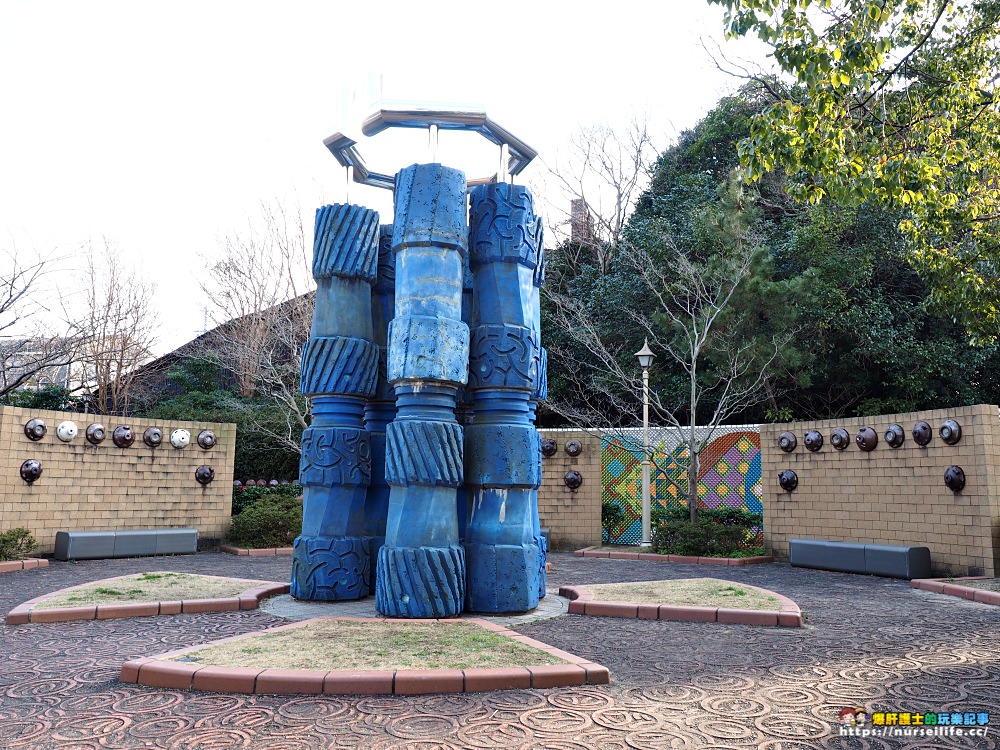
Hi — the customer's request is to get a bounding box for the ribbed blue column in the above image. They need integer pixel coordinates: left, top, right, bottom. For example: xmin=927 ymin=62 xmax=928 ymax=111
xmin=463 ymin=183 xmax=543 ymax=613
xmin=376 ymin=164 xmax=470 ymax=618
xmin=291 ymin=203 xmax=379 ymax=602
xmin=363 ymin=224 xmax=397 ymax=592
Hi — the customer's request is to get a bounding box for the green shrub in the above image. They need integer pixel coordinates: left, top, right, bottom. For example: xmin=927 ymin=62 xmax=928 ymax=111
xmin=232 ymin=483 xmax=302 ymax=516
xmin=724 ymin=546 xmax=768 ymax=558
xmin=0 ymin=528 xmax=37 ymax=561
xmin=652 ymin=504 xmax=687 ymax=526
xmin=651 ymin=519 xmax=713 ymax=556
xmin=228 ymin=495 xmax=302 ymax=549
xmin=651 ymin=506 xmax=763 ymax=557
xmin=705 ymin=505 xmax=763 ymax=529
xmin=601 ymin=500 xmax=626 ymax=540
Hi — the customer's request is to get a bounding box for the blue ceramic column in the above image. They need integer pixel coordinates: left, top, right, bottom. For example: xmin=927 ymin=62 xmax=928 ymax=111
xmin=463 ymin=183 xmax=543 ymax=613
xmin=292 ymin=204 xmax=380 ymax=601
xmin=530 ymin=231 xmax=548 ymax=600
xmin=376 ymin=164 xmax=469 ymax=619
xmin=363 ymin=225 xmax=397 ymax=592
xmin=456 ymin=249 xmax=476 ymax=544
xmin=530 ymin=349 xmax=548 ymax=599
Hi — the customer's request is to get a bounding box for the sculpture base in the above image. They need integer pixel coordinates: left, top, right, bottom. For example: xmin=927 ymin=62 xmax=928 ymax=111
xmin=463 ymin=542 xmax=540 ymax=614
xmin=375 ymin=544 xmax=465 ymax=618
xmin=290 ymin=535 xmax=371 ymax=601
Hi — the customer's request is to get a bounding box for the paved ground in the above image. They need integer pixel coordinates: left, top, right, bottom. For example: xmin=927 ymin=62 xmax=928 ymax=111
xmin=1 ymin=552 xmax=998 ymax=749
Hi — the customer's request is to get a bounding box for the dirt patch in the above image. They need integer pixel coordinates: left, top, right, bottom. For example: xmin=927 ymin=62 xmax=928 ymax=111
xmin=586 ymin=578 xmax=780 ymax=610
xmin=169 ymin=619 xmax=568 ymax=671
xmin=948 ymin=578 xmax=1000 ymax=592
xmin=33 ymin=572 xmax=267 ymax=609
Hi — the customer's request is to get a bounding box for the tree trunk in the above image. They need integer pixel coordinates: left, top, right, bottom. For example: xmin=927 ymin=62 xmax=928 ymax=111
xmin=688 ymin=443 xmax=699 ymax=523
xmin=689 ymin=364 xmax=699 ymax=523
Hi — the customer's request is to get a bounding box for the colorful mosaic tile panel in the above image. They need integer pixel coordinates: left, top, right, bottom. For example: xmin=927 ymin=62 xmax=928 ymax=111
xmin=601 ymin=430 xmax=762 ymax=545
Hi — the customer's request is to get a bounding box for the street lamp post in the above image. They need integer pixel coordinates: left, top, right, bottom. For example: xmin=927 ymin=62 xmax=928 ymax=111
xmin=634 ymin=339 xmax=655 ymax=548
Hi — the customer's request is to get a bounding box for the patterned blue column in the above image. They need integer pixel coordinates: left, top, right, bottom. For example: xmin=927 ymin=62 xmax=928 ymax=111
xmin=530 ymin=231 xmax=548 ymax=600
xmin=530 ymin=350 xmax=548 ymax=599
xmin=363 ymin=225 xmax=397 ymax=592
xmin=291 ymin=204 xmax=380 ymax=602
xmin=463 ymin=183 xmax=543 ymax=613
xmin=376 ymin=164 xmax=470 ymax=619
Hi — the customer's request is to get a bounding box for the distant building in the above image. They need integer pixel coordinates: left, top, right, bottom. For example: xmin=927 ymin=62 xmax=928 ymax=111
xmin=570 ymin=198 xmax=596 ymax=246
xmin=0 ymin=337 xmax=85 ymax=395
xmin=126 ymin=292 xmax=314 ymax=404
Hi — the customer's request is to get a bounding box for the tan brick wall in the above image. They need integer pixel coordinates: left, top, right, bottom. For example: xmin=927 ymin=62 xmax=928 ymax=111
xmin=761 ymin=404 xmax=1000 ymax=577
xmin=538 ymin=429 xmax=602 ymax=550
xmin=0 ymin=406 xmax=236 ymax=553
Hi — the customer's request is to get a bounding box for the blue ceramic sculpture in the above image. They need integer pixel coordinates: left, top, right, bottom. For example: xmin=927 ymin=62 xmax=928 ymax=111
xmin=299 ymin=108 xmax=547 ymax=616
xmin=463 ymin=183 xmax=543 ymax=613
xmin=291 ymin=204 xmax=380 ymax=601
xmin=375 ymin=164 xmax=470 ymax=618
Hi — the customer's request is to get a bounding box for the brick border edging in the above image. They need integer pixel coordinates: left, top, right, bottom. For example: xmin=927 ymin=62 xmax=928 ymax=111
xmin=911 ymin=576 xmax=1000 ymax=605
xmin=119 ymin=616 xmax=611 ymax=695
xmin=219 ymin=545 xmax=294 ymax=557
xmin=573 ymin=546 xmax=774 ymax=566
xmin=5 ymin=573 xmax=290 ymax=625
xmin=559 ymin=580 xmax=803 ymax=627
xmin=0 ymin=558 xmax=49 ymax=574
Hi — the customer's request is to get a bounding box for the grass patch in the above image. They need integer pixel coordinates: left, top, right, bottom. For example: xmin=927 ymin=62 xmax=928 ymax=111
xmin=170 ymin=620 xmax=569 ymax=671
xmin=33 ymin=572 xmax=267 ymax=609
xmin=71 ymin=586 xmax=147 ymax=599
xmin=586 ymin=578 xmax=780 ymax=610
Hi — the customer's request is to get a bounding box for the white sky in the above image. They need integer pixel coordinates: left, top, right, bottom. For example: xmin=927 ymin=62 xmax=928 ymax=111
xmin=0 ymin=0 xmax=767 ymax=355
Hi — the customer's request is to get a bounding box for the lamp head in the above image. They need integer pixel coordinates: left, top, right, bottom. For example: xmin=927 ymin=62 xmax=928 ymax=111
xmin=634 ymin=339 xmax=655 ymax=369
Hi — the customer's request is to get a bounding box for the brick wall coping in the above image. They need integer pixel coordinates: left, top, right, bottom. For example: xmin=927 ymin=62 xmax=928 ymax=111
xmin=574 ymin=546 xmax=774 ymax=566
xmin=910 ymin=577 xmax=1000 ymax=606
xmin=559 ymin=581 xmax=802 ymax=627
xmin=0 ymin=558 xmax=49 ymax=574
xmin=5 ymin=573 xmax=289 ymax=625
xmin=219 ymin=545 xmax=294 ymax=557
xmin=119 ymin=616 xmax=611 ymax=695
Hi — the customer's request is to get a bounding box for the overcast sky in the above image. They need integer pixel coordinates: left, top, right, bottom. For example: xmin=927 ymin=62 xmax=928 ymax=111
xmin=0 ymin=1 xmax=767 ymax=354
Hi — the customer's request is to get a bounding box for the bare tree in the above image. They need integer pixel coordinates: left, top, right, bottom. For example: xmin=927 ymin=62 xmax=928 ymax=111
xmin=545 ymin=217 xmax=789 ymax=522
xmin=200 ymin=201 xmax=312 ymax=396
xmin=544 ymin=118 xmax=659 ymax=277
xmin=77 ymin=242 xmax=159 ymax=415
xmin=197 ymin=200 xmax=315 ymax=454
xmin=0 ymin=248 xmax=82 ymax=399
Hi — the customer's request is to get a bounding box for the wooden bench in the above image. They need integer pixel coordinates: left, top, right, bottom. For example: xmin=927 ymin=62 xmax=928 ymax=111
xmin=54 ymin=529 xmax=198 ymax=561
xmin=789 ymin=538 xmax=930 ymax=579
